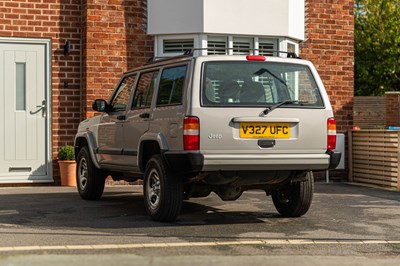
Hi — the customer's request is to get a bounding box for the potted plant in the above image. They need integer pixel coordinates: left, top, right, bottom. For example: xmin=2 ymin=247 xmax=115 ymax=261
xmin=58 ymin=145 xmax=76 ymax=186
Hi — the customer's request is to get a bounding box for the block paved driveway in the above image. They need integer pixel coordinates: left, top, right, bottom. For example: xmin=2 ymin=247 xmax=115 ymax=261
xmin=0 ymin=182 xmax=399 ymax=265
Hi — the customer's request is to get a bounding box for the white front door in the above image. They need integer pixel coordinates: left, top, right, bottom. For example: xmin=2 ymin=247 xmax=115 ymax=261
xmin=0 ymin=38 xmax=52 ymax=183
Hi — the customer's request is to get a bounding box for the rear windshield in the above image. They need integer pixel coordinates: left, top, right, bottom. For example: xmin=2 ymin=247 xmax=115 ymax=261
xmin=202 ymin=61 xmax=324 ymax=107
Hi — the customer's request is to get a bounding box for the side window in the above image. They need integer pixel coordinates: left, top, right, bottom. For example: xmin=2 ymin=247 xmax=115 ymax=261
xmin=110 ymin=74 xmax=137 ymax=111
xmin=156 ymin=65 xmax=187 ymax=106
xmin=132 ymin=71 xmax=159 ymax=109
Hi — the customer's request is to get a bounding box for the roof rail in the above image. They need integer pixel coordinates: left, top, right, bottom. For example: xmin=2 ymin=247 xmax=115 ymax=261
xmin=182 ymin=48 xmax=300 ymax=58
xmin=145 ymin=48 xmax=300 ymax=64
xmin=145 ymin=53 xmax=192 ymax=65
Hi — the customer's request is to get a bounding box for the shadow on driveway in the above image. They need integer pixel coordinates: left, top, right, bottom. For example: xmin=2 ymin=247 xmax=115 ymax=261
xmin=0 ymin=182 xmax=399 ymax=241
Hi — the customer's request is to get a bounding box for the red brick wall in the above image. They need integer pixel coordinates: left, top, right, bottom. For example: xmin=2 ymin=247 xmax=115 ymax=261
xmin=0 ymin=0 xmax=82 ymax=180
xmin=385 ymin=92 xmax=400 ymax=127
xmin=301 ymin=0 xmax=354 ymax=132
xmin=82 ymin=0 xmax=153 ymax=118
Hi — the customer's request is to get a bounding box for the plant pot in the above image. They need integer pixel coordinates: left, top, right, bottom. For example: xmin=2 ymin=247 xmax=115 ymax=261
xmin=59 ymin=160 xmax=77 ymax=186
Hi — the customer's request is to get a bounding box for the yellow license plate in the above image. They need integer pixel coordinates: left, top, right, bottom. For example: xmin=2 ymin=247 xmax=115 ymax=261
xmin=240 ymin=122 xmax=291 ymax=139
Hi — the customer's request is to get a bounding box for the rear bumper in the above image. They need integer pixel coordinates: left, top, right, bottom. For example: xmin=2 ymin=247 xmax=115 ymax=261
xmin=162 ymin=151 xmax=204 ymax=174
xmin=162 ymin=150 xmax=342 ymax=173
xmin=201 ymin=153 xmax=336 ymax=171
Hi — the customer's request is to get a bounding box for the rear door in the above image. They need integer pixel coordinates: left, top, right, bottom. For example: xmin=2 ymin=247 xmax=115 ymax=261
xmin=122 ymin=70 xmax=159 ymax=168
xmin=196 ymin=58 xmax=331 ymax=155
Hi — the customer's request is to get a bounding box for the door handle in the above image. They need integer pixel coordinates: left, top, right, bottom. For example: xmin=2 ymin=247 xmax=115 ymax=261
xmin=117 ymin=115 xmax=126 ymax=121
xmin=38 ymin=100 xmax=46 ymax=117
xmin=30 ymin=100 xmax=46 ymax=117
xmin=139 ymin=113 xmax=150 ymax=119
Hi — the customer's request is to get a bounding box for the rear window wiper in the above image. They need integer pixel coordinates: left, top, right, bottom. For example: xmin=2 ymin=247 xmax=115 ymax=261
xmin=261 ymin=100 xmax=306 ymax=115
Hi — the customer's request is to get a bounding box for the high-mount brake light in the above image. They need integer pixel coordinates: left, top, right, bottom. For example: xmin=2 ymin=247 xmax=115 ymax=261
xmin=246 ymin=55 xmax=266 ymax=61
xmin=327 ymin=118 xmax=337 ymax=150
xmin=184 ymin=116 xmax=200 ymax=151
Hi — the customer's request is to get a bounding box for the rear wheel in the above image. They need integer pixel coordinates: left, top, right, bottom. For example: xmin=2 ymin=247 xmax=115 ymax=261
xmin=76 ymin=146 xmax=107 ymax=200
xmin=272 ymin=171 xmax=314 ymax=217
xmin=143 ymin=155 xmax=183 ymax=222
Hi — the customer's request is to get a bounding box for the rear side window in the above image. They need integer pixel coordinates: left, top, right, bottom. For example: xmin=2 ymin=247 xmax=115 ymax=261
xmin=156 ymin=65 xmax=187 ymax=106
xmin=202 ymin=61 xmax=323 ymax=107
xmin=132 ymin=71 xmax=159 ymax=109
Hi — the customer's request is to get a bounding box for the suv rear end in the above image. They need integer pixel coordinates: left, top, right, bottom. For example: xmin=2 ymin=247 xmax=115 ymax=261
xmin=191 ymin=55 xmax=337 ymax=171
xmin=175 ymin=54 xmax=340 ymax=217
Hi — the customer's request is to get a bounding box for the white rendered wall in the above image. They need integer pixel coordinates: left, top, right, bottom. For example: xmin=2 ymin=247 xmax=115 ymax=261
xmin=148 ymin=0 xmax=305 ymax=41
xmin=147 ymin=0 xmax=204 ymax=35
xmin=288 ymin=0 xmax=305 ymax=40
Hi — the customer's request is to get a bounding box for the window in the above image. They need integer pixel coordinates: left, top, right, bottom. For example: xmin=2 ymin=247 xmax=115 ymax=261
xmin=287 ymin=42 xmax=296 ymax=53
xmin=110 ymin=74 xmax=136 ymax=112
xmin=156 ymin=65 xmax=187 ymax=106
xmin=16 ymin=63 xmax=26 ymax=111
xmin=202 ymin=61 xmax=323 ymax=107
xmin=163 ymin=39 xmax=194 ymax=54
xmin=259 ymin=39 xmax=276 ymax=56
xmin=132 ymin=71 xmax=158 ymax=109
xmin=207 ymin=36 xmax=227 ymax=55
xmin=233 ymin=37 xmax=253 ymax=55
xmin=155 ymin=35 xmax=299 ymax=58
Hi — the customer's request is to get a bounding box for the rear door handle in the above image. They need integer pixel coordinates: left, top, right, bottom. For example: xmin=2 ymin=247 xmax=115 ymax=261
xmin=117 ymin=115 xmax=126 ymax=120
xmin=139 ymin=113 xmax=150 ymax=119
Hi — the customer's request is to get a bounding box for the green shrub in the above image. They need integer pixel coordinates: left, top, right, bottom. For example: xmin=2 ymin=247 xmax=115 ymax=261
xmin=58 ymin=145 xmax=75 ymax=161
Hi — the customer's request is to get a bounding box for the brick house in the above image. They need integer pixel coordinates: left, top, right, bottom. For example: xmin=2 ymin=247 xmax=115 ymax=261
xmin=0 ymin=0 xmax=354 ymax=184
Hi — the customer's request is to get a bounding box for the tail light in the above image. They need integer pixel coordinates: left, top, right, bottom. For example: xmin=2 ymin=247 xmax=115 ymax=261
xmin=184 ymin=116 xmax=199 ymax=150
xmin=327 ymin=118 xmax=337 ymax=150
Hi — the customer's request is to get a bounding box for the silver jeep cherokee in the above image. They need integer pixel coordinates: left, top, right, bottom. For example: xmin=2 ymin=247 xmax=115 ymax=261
xmin=74 ymin=51 xmax=341 ymax=222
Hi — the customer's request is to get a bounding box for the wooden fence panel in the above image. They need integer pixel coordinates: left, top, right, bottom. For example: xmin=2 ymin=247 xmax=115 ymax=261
xmin=349 ymin=130 xmax=400 ymax=190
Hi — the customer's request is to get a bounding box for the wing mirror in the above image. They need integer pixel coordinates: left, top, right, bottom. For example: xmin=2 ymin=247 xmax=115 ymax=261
xmin=92 ymin=99 xmax=108 ymax=112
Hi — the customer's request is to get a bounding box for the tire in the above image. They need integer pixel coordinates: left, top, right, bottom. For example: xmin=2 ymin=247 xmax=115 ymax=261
xmin=272 ymin=171 xmax=314 ymax=217
xmin=76 ymin=146 xmax=106 ymax=200
xmin=143 ymin=155 xmax=183 ymax=222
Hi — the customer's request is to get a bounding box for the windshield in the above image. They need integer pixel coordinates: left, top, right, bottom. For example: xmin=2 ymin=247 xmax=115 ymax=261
xmin=202 ymin=61 xmax=324 ymax=107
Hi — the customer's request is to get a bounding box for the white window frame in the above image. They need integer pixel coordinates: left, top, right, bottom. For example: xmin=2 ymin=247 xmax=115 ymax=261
xmin=154 ymin=34 xmax=299 ymax=58
xmin=279 ymin=38 xmax=299 ymax=57
xmin=207 ymin=35 xmax=228 ymax=55
xmin=155 ymin=34 xmax=200 ymax=57
xmin=232 ymin=36 xmax=254 ymax=55
xmin=258 ymin=38 xmax=279 ymax=56
xmin=279 ymin=38 xmax=300 ymax=99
